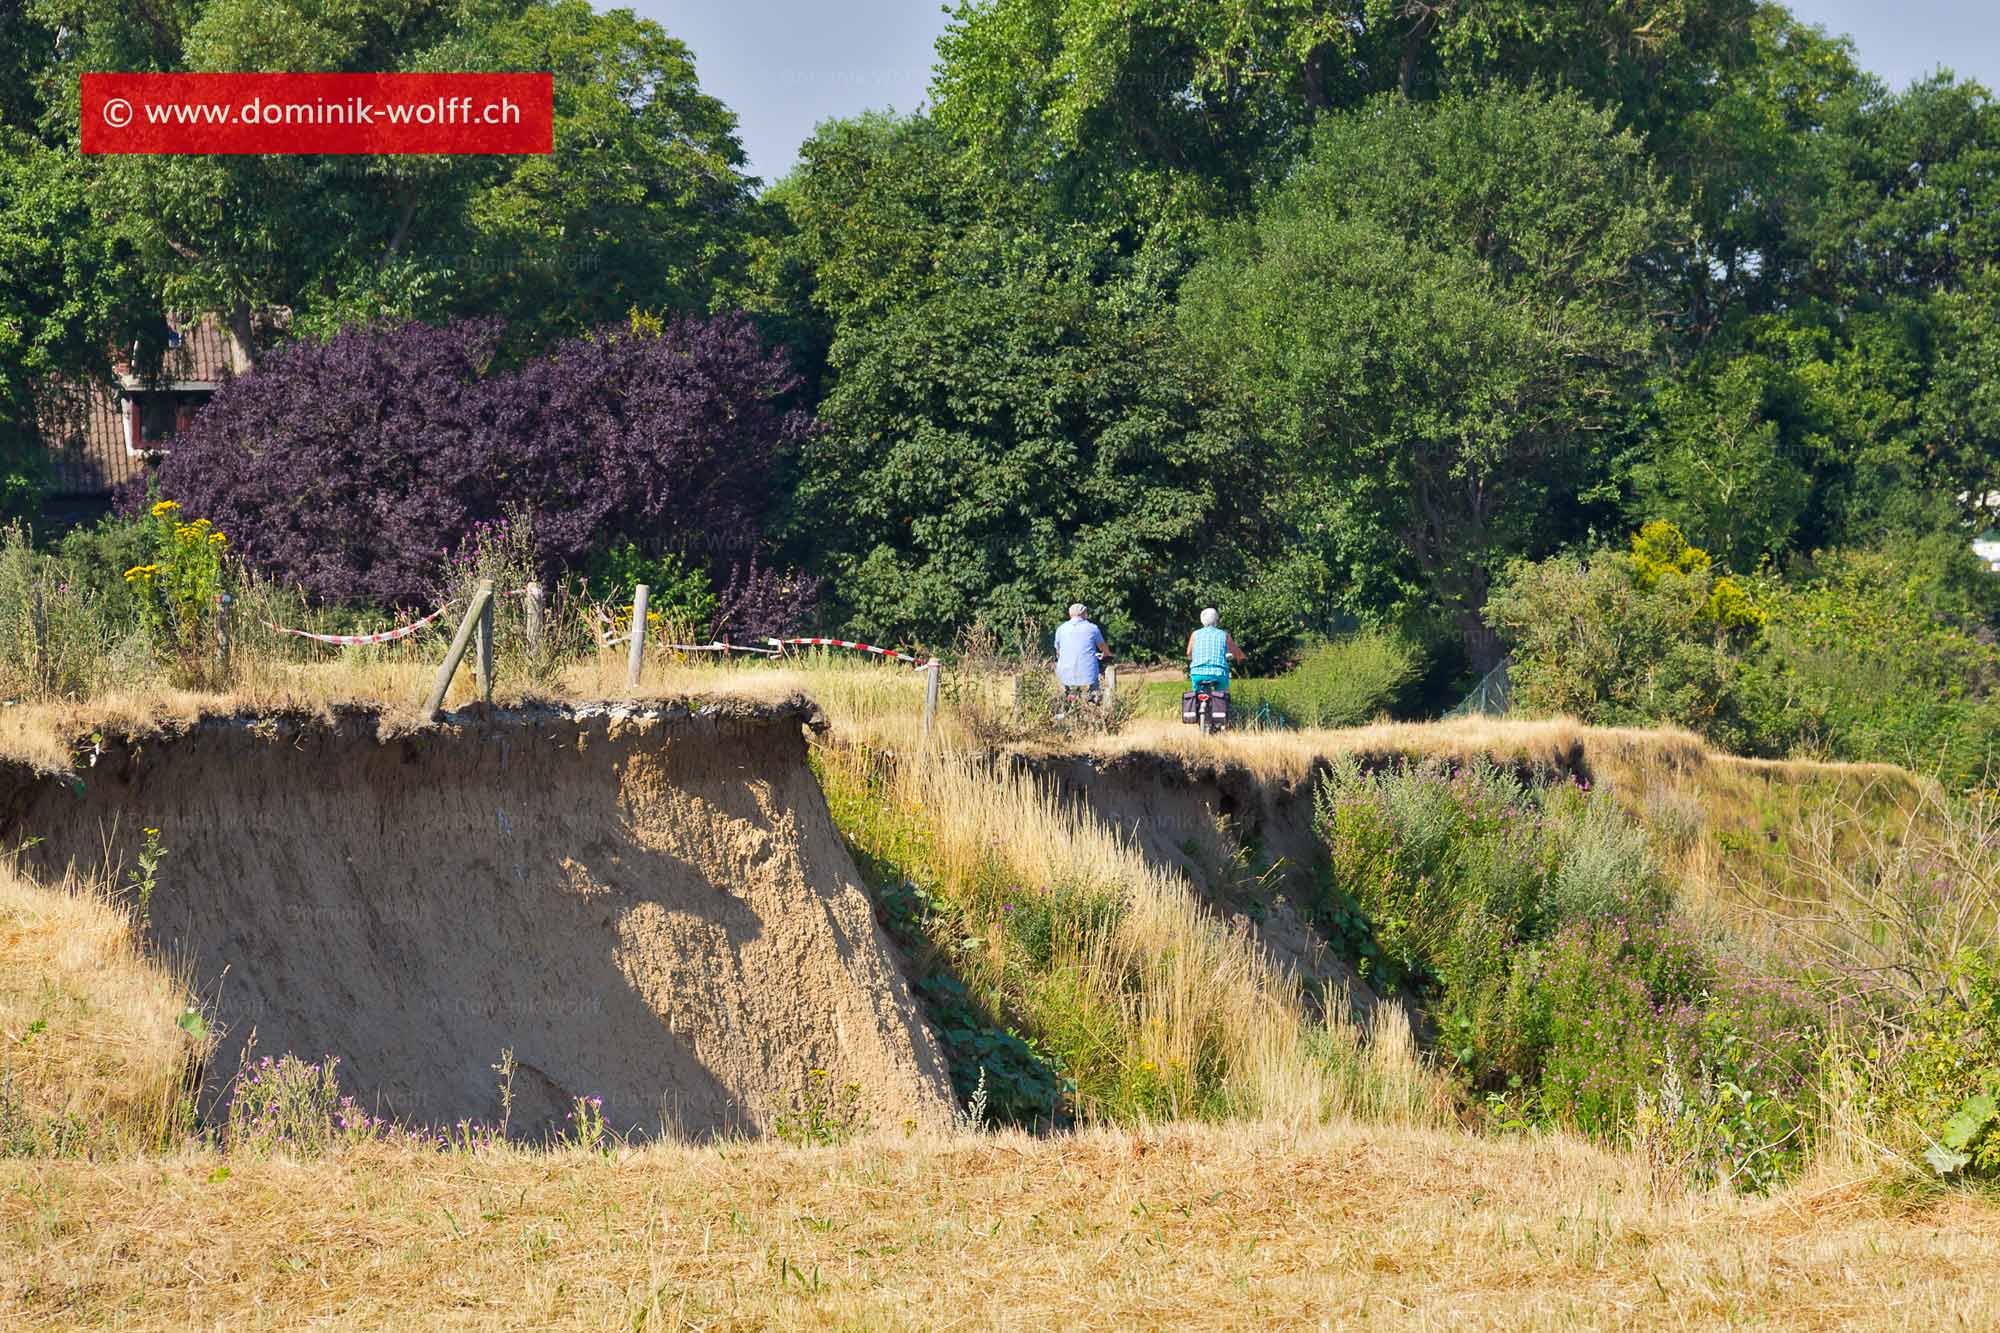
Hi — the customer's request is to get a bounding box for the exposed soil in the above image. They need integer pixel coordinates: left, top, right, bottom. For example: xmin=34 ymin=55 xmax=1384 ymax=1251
xmin=0 ymin=696 xmax=955 ymax=1141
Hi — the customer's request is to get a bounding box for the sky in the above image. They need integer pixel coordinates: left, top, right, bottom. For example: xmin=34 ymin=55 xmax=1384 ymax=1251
xmin=631 ymin=1 xmax=2000 ymax=185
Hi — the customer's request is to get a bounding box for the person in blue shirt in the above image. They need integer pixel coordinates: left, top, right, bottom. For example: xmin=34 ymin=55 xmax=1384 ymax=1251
xmin=1187 ymin=607 xmax=1245 ymax=691
xmin=1053 ymin=603 xmax=1109 ymax=697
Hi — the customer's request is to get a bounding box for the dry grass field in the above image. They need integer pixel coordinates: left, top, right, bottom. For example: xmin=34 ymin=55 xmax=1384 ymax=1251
xmin=7 ymin=1120 xmax=2000 ymax=1329
xmin=2 ymin=659 xmax=1995 ymax=1329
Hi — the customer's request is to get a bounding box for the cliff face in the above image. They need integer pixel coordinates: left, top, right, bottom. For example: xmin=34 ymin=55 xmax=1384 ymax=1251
xmin=0 ymin=697 xmax=954 ymax=1140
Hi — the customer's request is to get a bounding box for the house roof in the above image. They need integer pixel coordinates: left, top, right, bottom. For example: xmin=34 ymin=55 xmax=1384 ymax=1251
xmin=115 ymin=312 xmax=240 ymax=387
xmin=34 ymin=380 xmax=141 ymax=498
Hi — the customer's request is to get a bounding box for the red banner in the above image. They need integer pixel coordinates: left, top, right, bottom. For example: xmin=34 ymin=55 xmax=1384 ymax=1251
xmin=81 ymin=72 xmax=554 ymax=155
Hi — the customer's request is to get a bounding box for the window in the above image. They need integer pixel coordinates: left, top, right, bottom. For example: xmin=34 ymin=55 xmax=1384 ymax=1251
xmin=135 ymin=390 xmax=213 ymax=444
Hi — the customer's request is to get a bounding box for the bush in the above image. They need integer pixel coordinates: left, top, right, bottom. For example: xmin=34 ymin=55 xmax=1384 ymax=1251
xmin=1233 ymin=628 xmax=1421 ymax=728
xmin=578 ymin=541 xmax=718 ymax=634
xmin=156 ymin=315 xmax=809 ymax=609
xmin=1485 ymin=522 xmax=1765 ymax=750
xmin=1315 ymin=756 xmax=1819 ymax=1188
xmin=1491 ymin=525 xmax=2000 ymax=786
xmin=1747 ymin=546 xmax=2000 ymax=789
xmin=0 ymin=521 xmax=136 ymax=699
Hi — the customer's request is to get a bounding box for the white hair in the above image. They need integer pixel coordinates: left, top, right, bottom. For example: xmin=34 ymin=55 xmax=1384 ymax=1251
xmin=1069 ymin=603 xmax=1088 ymax=618
xmin=1200 ymin=607 xmax=1219 ymax=627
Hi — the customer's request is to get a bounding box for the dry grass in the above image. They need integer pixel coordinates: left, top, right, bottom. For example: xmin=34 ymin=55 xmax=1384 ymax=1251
xmin=3 ymin=665 xmax=1995 ymax=1324
xmin=5 ymin=1121 xmax=1997 ymax=1329
xmin=0 ymin=650 xmax=942 ymax=773
xmin=1016 ymin=713 xmax=1623 ymax=782
xmin=0 ymin=864 xmax=208 ymax=1155
xmin=816 ymin=741 xmax=1454 ymax=1128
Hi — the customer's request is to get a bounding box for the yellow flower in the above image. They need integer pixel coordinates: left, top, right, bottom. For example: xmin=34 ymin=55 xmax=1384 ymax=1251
xmin=208 ymin=532 xmax=227 ymax=547
xmin=150 ymin=500 xmax=180 ymax=518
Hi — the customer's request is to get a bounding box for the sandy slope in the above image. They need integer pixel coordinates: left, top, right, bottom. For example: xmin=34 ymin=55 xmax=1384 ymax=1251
xmin=0 ymin=696 xmax=953 ymax=1139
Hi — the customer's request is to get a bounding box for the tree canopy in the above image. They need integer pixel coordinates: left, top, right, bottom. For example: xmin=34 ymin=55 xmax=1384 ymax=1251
xmin=4 ymin=0 xmax=1997 ymax=695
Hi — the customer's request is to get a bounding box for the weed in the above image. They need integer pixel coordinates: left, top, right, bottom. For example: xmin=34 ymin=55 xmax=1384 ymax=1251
xmin=773 ymin=1070 xmax=869 ymax=1147
xmin=565 ymin=1094 xmax=611 ymax=1153
xmin=124 ymin=826 xmax=167 ymax=929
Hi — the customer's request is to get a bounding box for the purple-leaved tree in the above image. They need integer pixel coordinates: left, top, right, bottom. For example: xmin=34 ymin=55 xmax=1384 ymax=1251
xmin=157 ymin=316 xmax=810 ymax=609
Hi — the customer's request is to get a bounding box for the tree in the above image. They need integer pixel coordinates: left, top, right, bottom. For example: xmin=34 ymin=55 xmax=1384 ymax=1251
xmin=1182 ymin=89 xmax=1682 ymax=666
xmin=1629 ymin=358 xmax=1810 ymax=567
xmin=791 ymin=267 xmax=1269 ymax=652
xmin=34 ymin=0 xmax=755 ymax=361
xmin=1924 ymin=268 xmax=2000 ymax=528
xmin=0 ymin=131 xmax=154 ymax=513
xmin=155 ymin=316 xmax=805 ymax=606
xmin=931 ymin=0 xmax=1760 ymax=232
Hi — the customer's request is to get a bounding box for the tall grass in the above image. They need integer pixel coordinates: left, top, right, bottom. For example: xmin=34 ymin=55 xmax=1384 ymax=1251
xmin=815 ymin=740 xmax=1453 ymax=1130
xmin=1760 ymin=783 xmax=2000 ymax=1180
xmin=0 ymin=862 xmax=212 ymax=1157
xmin=1232 ymin=629 xmax=1421 ymax=728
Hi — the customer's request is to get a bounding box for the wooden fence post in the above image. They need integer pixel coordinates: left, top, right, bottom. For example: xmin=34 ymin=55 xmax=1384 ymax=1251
xmin=475 ymin=591 xmax=495 ymax=706
xmin=922 ymin=659 xmax=941 ymax=740
xmin=523 ymin=582 xmax=545 ymax=654
xmin=626 ymin=583 xmax=650 ymax=691
xmin=30 ymin=583 xmax=47 ymax=693
xmin=1103 ymin=663 xmax=1117 ymax=703
xmin=214 ymin=592 xmax=233 ymax=684
xmin=422 ymin=579 xmax=494 ymax=720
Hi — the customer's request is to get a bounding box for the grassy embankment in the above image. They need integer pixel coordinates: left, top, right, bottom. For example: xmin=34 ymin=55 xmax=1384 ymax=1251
xmin=2 ymin=660 xmax=1996 ymax=1325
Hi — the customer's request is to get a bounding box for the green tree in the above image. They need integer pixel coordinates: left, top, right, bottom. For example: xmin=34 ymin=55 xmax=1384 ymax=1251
xmin=32 ymin=0 xmax=754 ymax=359
xmin=1630 ymin=358 xmax=1810 ymax=567
xmin=791 ymin=265 xmax=1269 ymax=652
xmin=0 ymin=132 xmax=153 ymax=513
xmin=1182 ymin=89 xmax=1683 ymax=666
xmin=932 ymin=0 xmax=1761 ymax=228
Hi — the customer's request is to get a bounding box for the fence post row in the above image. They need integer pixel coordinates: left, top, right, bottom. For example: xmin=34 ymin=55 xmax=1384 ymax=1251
xmin=422 ymin=579 xmax=495 ymax=720
xmin=626 ymin=583 xmax=651 ymax=691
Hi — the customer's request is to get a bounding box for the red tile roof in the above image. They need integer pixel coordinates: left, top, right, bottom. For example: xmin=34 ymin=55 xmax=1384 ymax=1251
xmin=35 ymin=380 xmax=141 ymax=498
xmin=116 ymin=313 xmax=239 ymax=386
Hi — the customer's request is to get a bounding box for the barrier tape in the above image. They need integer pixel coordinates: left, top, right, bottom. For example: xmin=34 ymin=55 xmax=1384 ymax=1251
xmin=664 ymin=641 xmax=782 ymax=656
xmin=263 ymin=603 xmax=451 ymax=646
xmin=262 ymin=587 xmax=533 ymax=647
xmin=767 ymin=637 xmax=937 ymax=668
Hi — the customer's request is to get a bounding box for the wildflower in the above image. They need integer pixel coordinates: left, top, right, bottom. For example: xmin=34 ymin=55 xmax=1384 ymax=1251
xmin=150 ymin=499 xmax=180 ymax=518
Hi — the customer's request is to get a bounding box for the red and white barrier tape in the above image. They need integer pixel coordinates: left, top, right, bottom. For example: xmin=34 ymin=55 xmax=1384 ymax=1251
xmin=262 ymin=587 xmax=532 ymax=647
xmin=263 ymin=602 xmax=451 ymax=646
xmin=767 ymin=637 xmax=937 ymax=668
xmin=664 ymin=641 xmax=783 ymax=656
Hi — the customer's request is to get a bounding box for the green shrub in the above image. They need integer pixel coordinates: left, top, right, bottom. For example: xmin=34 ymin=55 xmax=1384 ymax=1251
xmin=1485 ymin=523 xmax=1764 ymax=750
xmin=1315 ymin=756 xmax=1819 ymax=1189
xmin=0 ymin=521 xmax=139 ymax=699
xmin=1747 ymin=547 xmax=1999 ymax=789
xmin=577 ymin=540 xmax=718 ymax=635
xmin=1491 ymin=525 xmax=2000 ymax=787
xmin=1233 ymin=628 xmax=1421 ymax=728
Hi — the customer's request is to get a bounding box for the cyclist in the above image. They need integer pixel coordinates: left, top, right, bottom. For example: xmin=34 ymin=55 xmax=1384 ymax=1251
xmin=1187 ymin=607 xmax=1245 ymax=695
xmin=1053 ymin=602 xmax=1109 ymax=703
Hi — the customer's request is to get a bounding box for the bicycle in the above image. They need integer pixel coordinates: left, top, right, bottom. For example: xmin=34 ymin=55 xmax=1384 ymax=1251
xmin=1181 ymin=679 xmax=1231 ymax=735
xmin=1051 ymin=681 xmax=1105 ymax=725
